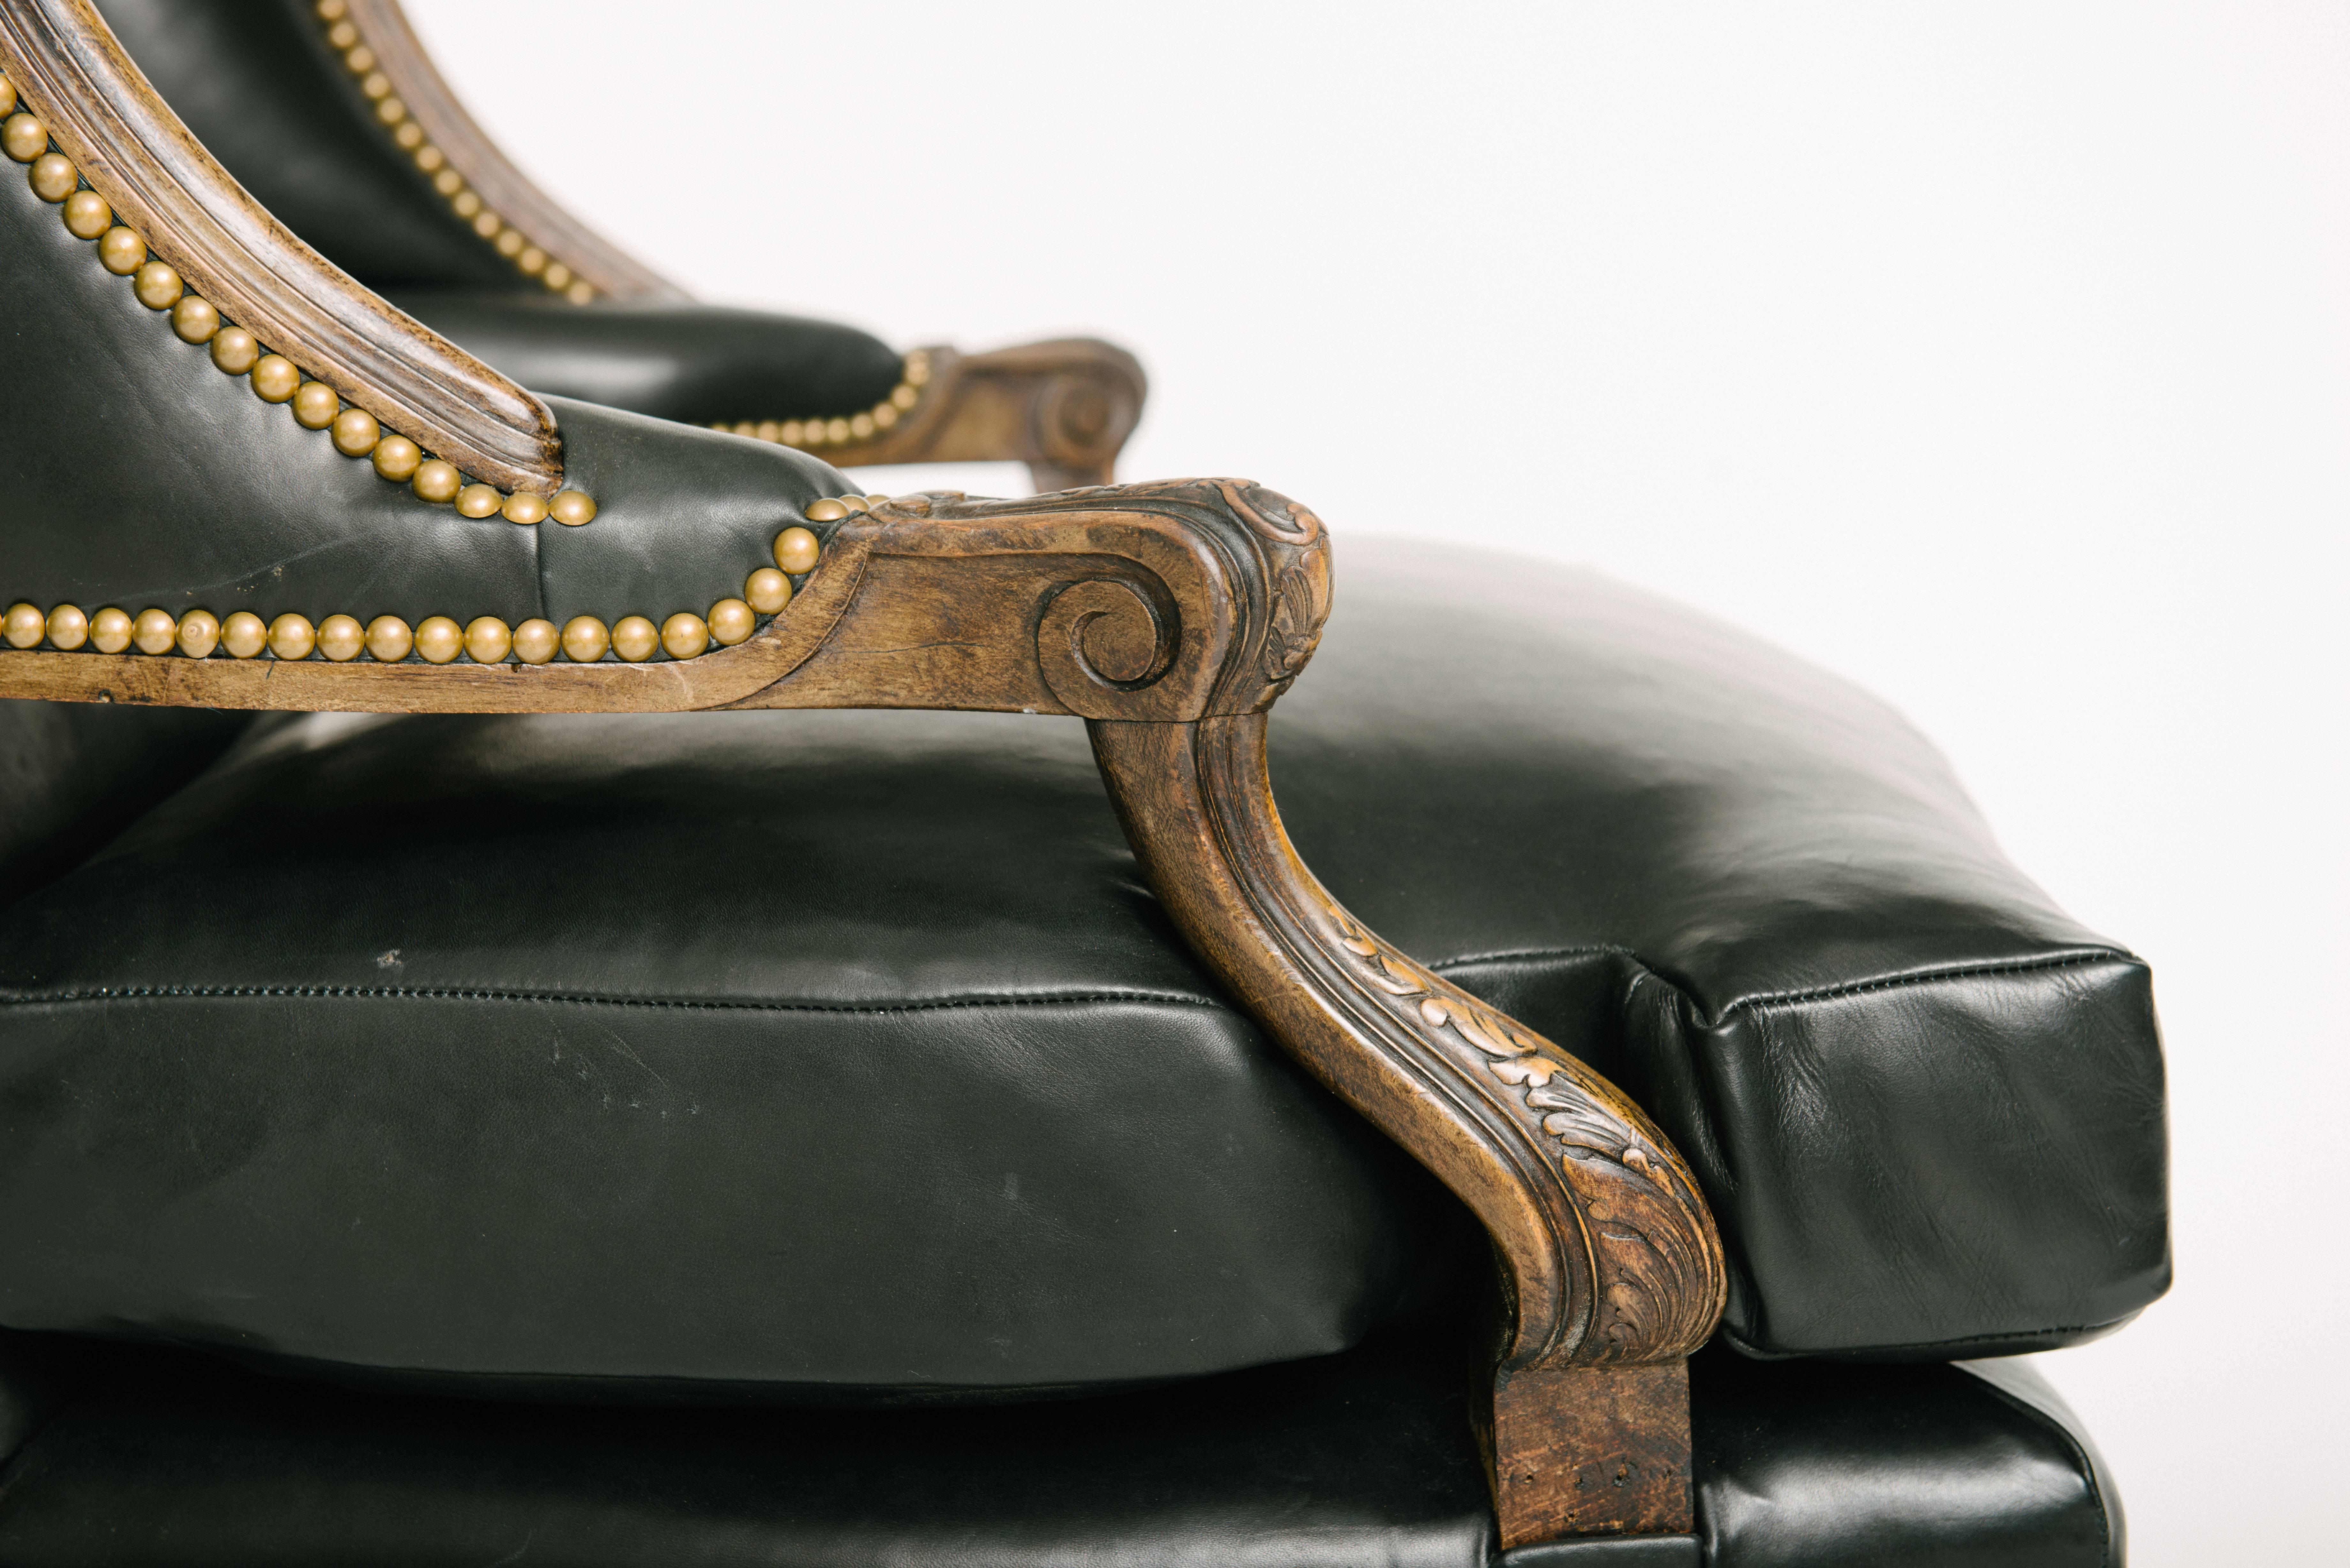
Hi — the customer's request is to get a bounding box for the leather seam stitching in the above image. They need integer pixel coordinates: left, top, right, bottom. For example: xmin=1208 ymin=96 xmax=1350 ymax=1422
xmin=0 ymin=984 xmax=1225 ymax=1015
xmin=1716 ymin=1313 xmax=2140 ymax=1359
xmin=1718 ymin=948 xmax=2138 ymax=1014
xmin=1429 ymin=943 xmax=2137 ymax=1024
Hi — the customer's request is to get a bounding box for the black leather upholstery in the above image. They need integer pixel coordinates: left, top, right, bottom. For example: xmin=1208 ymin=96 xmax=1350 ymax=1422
xmin=0 ymin=1331 xmax=75 ymax=1476
xmin=0 ymin=703 xmax=1478 ymax=1397
xmin=92 ymin=0 xmax=911 ymax=426
xmin=1277 ymin=546 xmax=2172 ymax=1361
xmin=0 ymin=1331 xmax=2121 ymax=1567
xmin=92 ymin=0 xmax=515 ymax=291
xmin=1690 ymin=1351 xmax=2122 ymax=1567
xmin=386 ymin=290 xmax=910 ymax=427
xmin=0 ymin=701 xmax=249 ymax=906
xmin=0 ymin=147 xmax=853 ymax=629
xmin=0 ymin=543 xmax=2166 ymax=1390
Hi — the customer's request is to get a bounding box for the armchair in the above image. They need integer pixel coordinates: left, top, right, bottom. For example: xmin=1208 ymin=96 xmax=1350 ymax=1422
xmin=89 ymin=0 xmax=1148 ymax=492
xmin=0 ymin=3 xmax=2164 ymax=1562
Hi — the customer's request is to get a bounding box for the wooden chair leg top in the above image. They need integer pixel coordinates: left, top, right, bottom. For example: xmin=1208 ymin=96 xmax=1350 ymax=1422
xmin=1491 ymin=1360 xmax=1693 ymax=1546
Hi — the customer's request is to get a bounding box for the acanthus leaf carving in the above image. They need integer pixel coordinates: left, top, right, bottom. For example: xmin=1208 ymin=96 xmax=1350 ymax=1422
xmin=1308 ymin=888 xmax=1725 ymax=1369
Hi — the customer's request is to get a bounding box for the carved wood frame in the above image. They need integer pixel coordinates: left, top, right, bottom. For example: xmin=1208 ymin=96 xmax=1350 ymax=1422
xmin=338 ymin=0 xmax=1146 ymax=488
xmin=335 ymin=0 xmax=687 ymax=304
xmin=0 ymin=0 xmax=1723 ymax=1548
xmin=2 ymin=0 xmax=563 ymax=489
xmin=0 ymin=478 xmax=1729 ymax=1548
xmin=741 ymin=339 xmax=1149 ymax=494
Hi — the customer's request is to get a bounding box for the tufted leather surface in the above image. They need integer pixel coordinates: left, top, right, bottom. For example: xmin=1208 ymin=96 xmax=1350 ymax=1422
xmin=0 ymin=144 xmax=853 ymax=630
xmin=0 ymin=543 xmax=2168 ymax=1389
xmin=0 ymin=1331 xmax=2120 ymax=1567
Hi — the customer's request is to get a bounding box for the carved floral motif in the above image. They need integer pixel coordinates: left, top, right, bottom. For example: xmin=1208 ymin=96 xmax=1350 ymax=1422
xmin=1315 ymin=896 xmax=1725 ymax=1365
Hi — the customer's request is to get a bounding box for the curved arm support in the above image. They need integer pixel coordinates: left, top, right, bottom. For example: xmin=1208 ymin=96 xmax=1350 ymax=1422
xmin=1090 ymin=714 xmax=1726 ymax=1374
xmin=0 ymin=475 xmax=1725 ymax=1544
xmin=1090 ymin=714 xmax=1725 ymax=1542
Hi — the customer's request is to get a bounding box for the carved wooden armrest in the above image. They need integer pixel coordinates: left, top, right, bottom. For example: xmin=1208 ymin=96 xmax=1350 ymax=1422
xmin=0 ymin=478 xmax=1722 ymax=1548
xmin=793 ymin=340 xmax=1147 ymax=494
xmin=0 ymin=5 xmax=1707 ymax=1541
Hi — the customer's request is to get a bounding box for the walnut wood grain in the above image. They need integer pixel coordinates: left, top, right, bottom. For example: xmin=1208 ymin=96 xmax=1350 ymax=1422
xmin=820 ymin=340 xmax=1148 ymax=491
xmin=1089 ymin=712 xmax=1723 ymax=1543
xmin=342 ymin=0 xmax=681 ymax=304
xmin=0 ymin=481 xmax=1285 ymax=718
xmin=0 ymin=0 xmax=563 ymax=490
xmin=0 ymin=478 xmax=1726 ymax=1548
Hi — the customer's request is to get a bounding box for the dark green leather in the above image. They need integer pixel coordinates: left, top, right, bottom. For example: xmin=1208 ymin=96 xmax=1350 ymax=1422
xmin=0 ymin=146 xmax=851 ymax=632
xmin=1278 ymin=546 xmax=2171 ymax=1361
xmin=91 ymin=0 xmax=513 ymax=291
xmin=0 ymin=1331 xmax=75 ymax=1474
xmin=0 ymin=1331 xmax=2121 ymax=1567
xmin=0 ymin=544 xmax=2167 ymax=1391
xmin=385 ymin=290 xmax=910 ymax=428
xmin=1690 ymin=1350 xmax=2123 ymax=1567
xmin=0 ymin=702 xmax=1479 ymax=1398
xmin=92 ymin=0 xmax=910 ymax=426
xmin=0 ymin=700 xmax=249 ymax=905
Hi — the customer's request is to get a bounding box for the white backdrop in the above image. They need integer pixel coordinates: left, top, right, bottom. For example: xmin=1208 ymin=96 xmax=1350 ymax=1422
xmin=404 ymin=4 xmax=2348 ymax=1560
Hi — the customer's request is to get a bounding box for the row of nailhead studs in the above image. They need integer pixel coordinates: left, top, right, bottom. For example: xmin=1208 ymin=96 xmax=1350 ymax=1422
xmin=0 ymin=76 xmax=597 ymax=526
xmin=314 ymin=0 xmax=592 ymax=303
xmin=712 ymin=350 xmax=933 ymax=451
xmin=2 ymin=520 xmax=842 ymax=665
xmin=0 ymin=75 xmax=597 ymax=527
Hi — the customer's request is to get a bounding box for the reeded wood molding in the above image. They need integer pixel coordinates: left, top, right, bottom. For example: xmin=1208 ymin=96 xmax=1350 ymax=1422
xmin=816 ymin=340 xmax=1148 ymax=492
xmin=0 ymin=476 xmax=1725 ymax=1546
xmin=0 ymin=0 xmax=562 ymax=490
xmin=343 ymin=0 xmax=682 ymax=304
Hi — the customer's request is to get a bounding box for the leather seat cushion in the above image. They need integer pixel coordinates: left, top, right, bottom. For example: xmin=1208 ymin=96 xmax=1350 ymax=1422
xmin=0 ymin=701 xmax=249 ymax=909
xmin=0 ymin=541 xmax=2168 ymax=1394
xmin=0 ymin=1330 xmax=2122 ymax=1568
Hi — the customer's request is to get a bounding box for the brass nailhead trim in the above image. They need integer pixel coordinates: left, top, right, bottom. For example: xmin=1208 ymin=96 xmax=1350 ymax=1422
xmin=303 ymin=5 xmax=934 ymax=446
xmin=2 ymin=501 xmax=866 ymax=665
xmin=0 ymin=76 xmax=857 ymax=669
xmin=0 ymin=70 xmax=594 ymax=528
xmin=709 ymin=351 xmax=933 ymax=452
xmin=313 ymin=0 xmax=594 ymax=303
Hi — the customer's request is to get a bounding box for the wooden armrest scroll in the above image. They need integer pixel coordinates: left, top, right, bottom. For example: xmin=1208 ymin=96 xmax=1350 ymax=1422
xmin=817 ymin=341 xmax=1148 ymax=493
xmin=0 ymin=477 xmax=1725 ymax=1547
xmin=815 ymin=480 xmax=1728 ymax=1544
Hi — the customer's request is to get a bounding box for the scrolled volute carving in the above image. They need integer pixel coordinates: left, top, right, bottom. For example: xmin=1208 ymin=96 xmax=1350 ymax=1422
xmin=866 ymin=478 xmax=1329 ymax=721
xmin=1036 ymin=576 xmax=1177 ymax=710
xmin=1030 ymin=363 xmax=1142 ymax=474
